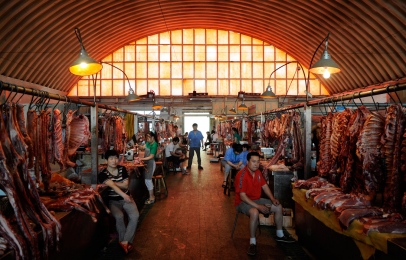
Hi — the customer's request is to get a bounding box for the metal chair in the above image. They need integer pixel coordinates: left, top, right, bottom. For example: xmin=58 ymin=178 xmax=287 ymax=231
xmin=231 ymin=210 xmax=261 ymax=238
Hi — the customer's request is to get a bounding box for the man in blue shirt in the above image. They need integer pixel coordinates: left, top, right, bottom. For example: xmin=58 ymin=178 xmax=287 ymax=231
xmin=221 ymin=143 xmax=243 ymax=188
xmin=187 ymin=123 xmax=204 ymax=170
xmin=239 ymin=144 xmax=251 ymax=166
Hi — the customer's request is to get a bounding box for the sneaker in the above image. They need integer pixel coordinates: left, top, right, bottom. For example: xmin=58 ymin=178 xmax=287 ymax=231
xmin=198 ymin=166 xmax=203 ymax=170
xmin=275 ymin=234 xmax=296 ymax=243
xmin=247 ymin=244 xmax=256 ymax=256
xmin=182 ymin=170 xmax=190 ymax=175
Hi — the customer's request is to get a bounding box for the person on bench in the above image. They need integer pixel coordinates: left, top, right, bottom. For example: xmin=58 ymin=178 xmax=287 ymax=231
xmin=165 ymin=137 xmax=188 ymax=174
xmin=221 ymin=143 xmax=243 ymax=188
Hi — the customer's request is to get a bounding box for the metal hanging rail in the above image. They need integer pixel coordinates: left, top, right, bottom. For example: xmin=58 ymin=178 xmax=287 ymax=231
xmin=0 ymin=80 xmax=151 ymax=117
xmin=307 ymin=83 xmax=406 ymax=107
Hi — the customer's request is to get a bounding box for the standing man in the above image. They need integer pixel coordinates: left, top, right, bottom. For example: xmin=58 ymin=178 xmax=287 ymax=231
xmin=187 ymin=123 xmax=204 ymax=170
xmin=234 ymin=152 xmax=295 ymax=256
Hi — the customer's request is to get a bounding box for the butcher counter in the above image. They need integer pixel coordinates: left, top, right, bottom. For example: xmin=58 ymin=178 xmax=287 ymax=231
xmin=293 ymin=188 xmax=406 ymax=259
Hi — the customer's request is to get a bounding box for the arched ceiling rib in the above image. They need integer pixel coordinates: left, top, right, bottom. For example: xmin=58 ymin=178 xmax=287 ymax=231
xmin=1 ymin=0 xmax=405 ymax=95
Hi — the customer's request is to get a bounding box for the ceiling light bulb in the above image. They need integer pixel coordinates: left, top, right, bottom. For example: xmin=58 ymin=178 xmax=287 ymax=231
xmin=323 ymin=68 xmax=330 ymax=79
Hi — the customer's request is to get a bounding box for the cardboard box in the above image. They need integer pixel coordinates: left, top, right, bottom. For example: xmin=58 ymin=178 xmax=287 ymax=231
xmin=259 ymin=208 xmax=293 ymax=227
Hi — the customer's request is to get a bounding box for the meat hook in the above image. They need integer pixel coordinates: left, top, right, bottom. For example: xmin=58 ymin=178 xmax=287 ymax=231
xmin=16 ymin=86 xmax=26 ymax=104
xmin=357 ymin=91 xmax=364 ymax=106
xmin=320 ymin=99 xmax=329 ymax=115
xmin=43 ymin=92 xmax=52 ymax=110
xmin=52 ymin=94 xmax=61 ymax=111
xmin=7 ymin=84 xmax=20 ymax=103
xmin=49 ymin=94 xmax=61 ymax=132
xmin=352 ymin=93 xmax=359 ymax=108
xmin=34 ymin=90 xmax=46 ymax=112
xmin=370 ymin=89 xmax=378 ymax=111
xmin=28 ymin=89 xmax=38 ymax=109
xmin=393 ymin=84 xmax=401 ymax=104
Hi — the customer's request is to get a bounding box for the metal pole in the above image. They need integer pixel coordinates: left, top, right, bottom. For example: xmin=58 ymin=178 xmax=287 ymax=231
xmin=90 ymin=104 xmax=99 ymax=185
xmin=304 ymin=105 xmax=312 ymax=179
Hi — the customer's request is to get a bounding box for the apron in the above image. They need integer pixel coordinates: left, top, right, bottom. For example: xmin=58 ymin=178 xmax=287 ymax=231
xmin=144 ymin=147 xmax=156 ymax=179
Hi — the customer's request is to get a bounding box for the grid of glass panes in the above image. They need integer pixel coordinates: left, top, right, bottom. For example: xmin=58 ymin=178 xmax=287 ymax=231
xmin=69 ymin=29 xmax=327 ymax=97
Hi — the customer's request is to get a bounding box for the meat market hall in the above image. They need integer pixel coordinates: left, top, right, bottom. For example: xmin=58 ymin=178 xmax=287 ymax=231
xmin=1 ymin=1 xmax=406 ymax=259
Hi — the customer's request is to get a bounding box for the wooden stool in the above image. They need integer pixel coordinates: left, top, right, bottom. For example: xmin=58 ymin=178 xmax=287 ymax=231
xmin=223 ymin=168 xmax=238 ymax=196
xmin=153 ymin=161 xmax=168 ymax=197
xmin=165 ymin=159 xmax=179 ymax=174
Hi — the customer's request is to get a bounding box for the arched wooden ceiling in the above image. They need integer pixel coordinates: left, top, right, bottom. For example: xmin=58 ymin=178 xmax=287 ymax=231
xmin=1 ymin=0 xmax=405 ymax=96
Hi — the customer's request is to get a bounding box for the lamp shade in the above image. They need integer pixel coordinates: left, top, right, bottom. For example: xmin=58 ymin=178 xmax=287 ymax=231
xmin=260 ymin=84 xmax=276 ymax=98
xmin=69 ymin=47 xmax=102 ymax=76
xmin=125 ymin=89 xmax=140 ymax=102
xmin=238 ymin=102 xmax=248 ymax=110
xmin=152 ymin=103 xmax=163 ymax=110
xmin=309 ymin=49 xmax=341 ymax=75
xmin=229 ymin=107 xmax=236 ymax=114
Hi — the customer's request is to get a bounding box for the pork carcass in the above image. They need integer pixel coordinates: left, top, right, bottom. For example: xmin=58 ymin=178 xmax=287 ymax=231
xmin=356 ymin=111 xmax=385 ymax=196
xmin=381 ymin=104 xmax=405 ymax=211
xmin=317 ymin=112 xmax=334 ymax=177
xmin=329 ymin=108 xmax=352 ymax=185
xmin=340 ymin=107 xmax=370 ymax=193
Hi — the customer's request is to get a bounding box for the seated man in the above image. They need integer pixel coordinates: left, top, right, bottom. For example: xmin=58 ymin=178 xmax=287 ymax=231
xmin=221 ymin=143 xmax=243 ymax=188
xmin=234 ymin=151 xmax=295 ymax=256
xmin=239 ymin=144 xmax=251 ymax=167
xmin=165 ymin=137 xmax=188 ymax=174
xmin=203 ymin=131 xmax=213 ymax=151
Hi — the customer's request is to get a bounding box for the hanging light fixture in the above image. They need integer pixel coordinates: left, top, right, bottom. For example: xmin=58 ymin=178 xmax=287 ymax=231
xmin=152 ymin=98 xmax=162 ymax=110
xmin=238 ymin=99 xmax=248 ymax=110
xmin=125 ymin=88 xmax=140 ymax=102
xmin=309 ymin=32 xmax=341 ymax=79
xmin=260 ymin=85 xmax=276 ymax=98
xmin=69 ymin=28 xmax=102 ymax=76
xmin=262 ymin=61 xmax=302 ymax=99
xmin=98 ymin=62 xmax=140 ymax=102
xmin=229 ymin=98 xmax=238 ymax=114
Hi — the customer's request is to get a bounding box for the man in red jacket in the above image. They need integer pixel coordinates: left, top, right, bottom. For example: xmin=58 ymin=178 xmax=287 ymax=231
xmin=234 ymin=152 xmax=295 ymax=256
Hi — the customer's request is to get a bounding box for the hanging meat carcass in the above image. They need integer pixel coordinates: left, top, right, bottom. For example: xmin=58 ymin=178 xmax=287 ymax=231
xmin=291 ymin=111 xmax=305 ymax=170
xmin=328 ymin=108 xmax=353 ymax=185
xmin=0 ymin=105 xmax=61 ymax=259
xmin=26 ymin=110 xmax=38 ymax=171
xmin=246 ymin=120 xmax=252 ymax=144
xmin=50 ymin=109 xmax=64 ymax=170
xmin=262 ymin=113 xmax=292 ymax=182
xmin=356 ymin=111 xmax=385 ymax=198
xmin=381 ymin=104 xmax=405 ymax=211
xmin=340 ymin=106 xmax=370 ymax=193
xmin=317 ymin=112 xmax=334 ymax=177
xmin=63 ymin=110 xmax=76 ymax=168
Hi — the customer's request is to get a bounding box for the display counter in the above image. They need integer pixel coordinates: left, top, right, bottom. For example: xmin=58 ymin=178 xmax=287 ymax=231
xmin=49 ymin=207 xmax=109 ymax=260
xmin=293 ymin=188 xmax=406 ymax=259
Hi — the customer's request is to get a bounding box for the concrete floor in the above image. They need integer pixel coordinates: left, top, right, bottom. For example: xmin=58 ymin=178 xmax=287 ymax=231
xmin=100 ymin=151 xmax=313 ymax=260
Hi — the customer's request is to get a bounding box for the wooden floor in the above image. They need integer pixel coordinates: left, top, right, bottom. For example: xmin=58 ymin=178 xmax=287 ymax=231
xmin=100 ymin=151 xmax=313 ymax=260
